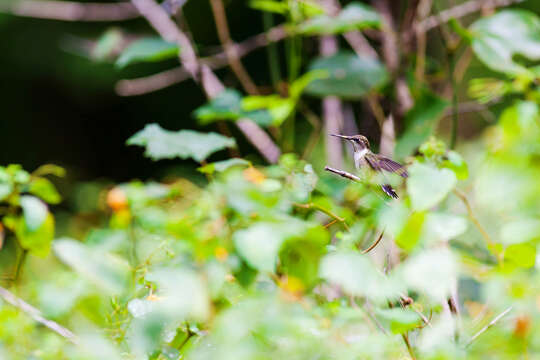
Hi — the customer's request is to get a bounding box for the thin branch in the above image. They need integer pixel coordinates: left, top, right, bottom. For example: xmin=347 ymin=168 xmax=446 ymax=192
xmin=466 ymin=306 xmax=513 ymax=347
xmin=130 ymin=0 xmax=281 ymax=163
xmin=209 ymin=0 xmax=259 ymax=95
xmin=0 ymin=0 xmax=139 ymax=21
xmin=414 ymin=0 xmax=524 ymax=34
xmin=324 ymin=166 xmax=362 ymax=182
xmin=361 ymin=229 xmax=385 ymax=254
xmin=294 ymin=202 xmax=349 ymax=231
xmin=0 ymin=286 xmax=79 ymax=344
xmin=115 ymin=25 xmax=287 ymax=96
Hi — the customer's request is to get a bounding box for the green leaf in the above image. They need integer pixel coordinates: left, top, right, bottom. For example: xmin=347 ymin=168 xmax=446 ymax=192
xmin=424 ymin=213 xmax=467 ymax=242
xmin=92 ymin=28 xmax=123 ymax=61
xmin=375 ymin=308 xmax=421 ymax=334
xmin=28 ymin=178 xmax=62 ymax=204
xmin=0 ymin=169 xmax=12 ymax=200
xmin=20 ymin=195 xmax=48 ymax=231
xmin=401 ymin=248 xmax=457 ymax=301
xmin=194 ymin=89 xmax=273 ymax=126
xmin=470 ymin=10 xmax=540 ymax=76
xmin=127 ymin=123 xmax=236 ymax=162
xmin=395 ymin=91 xmax=449 ymax=159
xmin=500 ymin=218 xmax=540 ymax=245
xmin=54 ymin=238 xmax=131 ymax=294
xmin=407 ymin=163 xmax=457 ymax=211
xmin=249 ymin=0 xmax=288 ymax=14
xmin=305 ymin=52 xmax=388 ymax=99
xmin=395 ymin=211 xmax=425 ymax=252
xmin=198 ymin=158 xmax=251 ymax=174
xmin=504 ymin=243 xmax=536 ymax=268
xmin=32 ymin=164 xmax=66 ymax=177
xmin=8 ymin=213 xmax=54 ymax=257
xmin=319 ymin=252 xmax=402 ymax=301
xmin=298 ymin=2 xmax=381 ymax=35
xmin=116 ymin=37 xmax=179 ymax=68
xmin=442 ymin=151 xmax=469 ymax=180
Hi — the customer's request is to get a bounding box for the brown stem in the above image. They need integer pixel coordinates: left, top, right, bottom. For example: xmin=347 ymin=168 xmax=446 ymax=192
xmin=324 ymin=166 xmax=362 ymax=182
xmin=209 ymin=0 xmax=259 ymax=95
xmin=361 ymin=229 xmax=384 ymax=254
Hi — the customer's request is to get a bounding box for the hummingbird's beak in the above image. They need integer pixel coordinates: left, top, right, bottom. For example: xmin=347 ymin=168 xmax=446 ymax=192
xmin=330 ymin=134 xmax=352 ymax=141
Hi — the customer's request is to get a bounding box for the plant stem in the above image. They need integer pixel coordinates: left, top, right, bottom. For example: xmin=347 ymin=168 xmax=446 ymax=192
xmin=263 ymin=12 xmax=281 ymax=90
xmin=466 ymin=306 xmax=513 ymax=347
xmin=449 ymin=49 xmax=459 ymax=149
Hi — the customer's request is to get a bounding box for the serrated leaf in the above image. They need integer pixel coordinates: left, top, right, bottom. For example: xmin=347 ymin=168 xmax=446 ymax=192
xmin=299 ymin=2 xmax=381 ymax=35
xmin=116 ymin=37 xmax=179 ymax=68
xmin=127 ymin=123 xmax=236 ymax=162
xmin=407 ymin=163 xmax=457 ymax=211
xmin=395 ymin=92 xmax=448 ymax=159
xmin=54 ymin=238 xmax=130 ymax=294
xmin=28 ymin=178 xmax=61 ymax=204
xmin=470 ymin=10 xmax=540 ymax=76
xmin=198 ymin=158 xmax=251 ymax=174
xmin=20 ymin=195 xmax=48 ymax=231
xmin=305 ymin=52 xmax=388 ymax=99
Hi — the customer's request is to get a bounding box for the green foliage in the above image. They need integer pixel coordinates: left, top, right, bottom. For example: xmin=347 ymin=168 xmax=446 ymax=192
xmin=304 ymin=52 xmax=388 ymax=98
xmin=127 ymin=123 xmax=236 ymax=162
xmin=116 ymin=37 xmax=179 ymax=68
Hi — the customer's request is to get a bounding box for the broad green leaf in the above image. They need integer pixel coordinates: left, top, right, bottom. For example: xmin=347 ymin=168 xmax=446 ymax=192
xmin=470 ymin=10 xmax=540 ymax=76
xmin=127 ymin=123 xmax=236 ymax=162
xmin=407 ymin=163 xmax=457 ymax=211
xmin=504 ymin=243 xmax=536 ymax=268
xmin=7 ymin=213 xmax=54 ymax=257
xmin=0 ymin=182 xmax=12 ymax=201
xmin=424 ymin=213 xmax=467 ymax=242
xmin=395 ymin=211 xmax=425 ymax=252
xmin=395 ymin=92 xmax=448 ymax=159
xmin=54 ymin=238 xmax=131 ymax=294
xmin=194 ymin=89 xmax=273 ymax=126
xmin=92 ymin=28 xmax=123 ymax=61
xmin=319 ymin=252 xmax=402 ymax=301
xmin=500 ymin=218 xmax=540 ymax=245
xmin=20 ymin=195 xmax=48 ymax=231
xmin=198 ymin=158 xmax=251 ymax=174
xmin=375 ymin=308 xmax=421 ymax=334
xmin=116 ymin=37 xmax=179 ymax=68
xmin=401 ymin=248 xmax=457 ymax=301
xmin=305 ymin=52 xmax=388 ymax=99
xmin=28 ymin=177 xmax=61 ymax=204
xmin=299 ymin=2 xmax=381 ymax=35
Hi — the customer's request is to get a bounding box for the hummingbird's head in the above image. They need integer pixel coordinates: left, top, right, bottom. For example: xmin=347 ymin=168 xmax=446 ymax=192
xmin=330 ymin=134 xmax=370 ymax=151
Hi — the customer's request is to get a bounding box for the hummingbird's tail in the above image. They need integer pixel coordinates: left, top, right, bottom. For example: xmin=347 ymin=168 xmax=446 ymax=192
xmin=381 ymin=184 xmax=398 ymax=199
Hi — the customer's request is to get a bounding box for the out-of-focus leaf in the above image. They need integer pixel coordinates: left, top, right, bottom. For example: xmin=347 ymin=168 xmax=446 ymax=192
xmin=116 ymin=37 xmax=179 ymax=68
xmin=504 ymin=243 xmax=536 ymax=268
xmin=395 ymin=211 xmax=425 ymax=252
xmin=127 ymin=123 xmax=236 ymax=162
xmin=305 ymin=52 xmax=388 ymax=99
xmin=424 ymin=213 xmax=467 ymax=242
xmin=469 ymin=10 xmax=540 ymax=76
xmin=375 ymin=308 xmax=421 ymax=334
xmin=32 ymin=164 xmax=66 ymax=177
xmin=320 ymin=252 xmax=402 ymax=301
xmin=20 ymin=195 xmax=48 ymax=231
xmin=54 ymin=238 xmax=131 ymax=294
xmin=407 ymin=163 xmax=457 ymax=211
xmin=92 ymin=28 xmax=123 ymax=61
xmin=249 ymin=0 xmax=288 ymax=14
xmin=28 ymin=177 xmax=61 ymax=204
xmin=395 ymin=92 xmax=448 ymax=159
xmin=500 ymin=218 xmax=540 ymax=245
xmin=5 ymin=213 xmax=55 ymax=257
xmin=194 ymin=89 xmax=273 ymax=126
xmin=198 ymin=158 xmax=251 ymax=174
xmin=401 ymin=248 xmax=457 ymax=301
xmin=442 ymin=151 xmax=469 ymax=180
xmin=299 ymin=2 xmax=381 ymax=35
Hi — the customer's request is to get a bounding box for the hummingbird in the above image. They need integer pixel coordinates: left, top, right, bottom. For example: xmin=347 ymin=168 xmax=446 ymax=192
xmin=331 ymin=134 xmax=408 ymax=199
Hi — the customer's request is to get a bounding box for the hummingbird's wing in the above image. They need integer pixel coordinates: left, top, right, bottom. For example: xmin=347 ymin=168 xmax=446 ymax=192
xmin=365 ymin=153 xmax=408 ymax=178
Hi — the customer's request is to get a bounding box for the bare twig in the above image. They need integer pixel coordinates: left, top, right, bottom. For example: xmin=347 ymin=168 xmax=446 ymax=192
xmin=115 ymin=25 xmax=287 ymax=96
xmin=0 ymin=286 xmax=79 ymax=344
xmin=361 ymin=229 xmax=385 ymax=254
xmin=415 ymin=0 xmax=524 ymax=34
xmin=466 ymin=306 xmax=513 ymax=347
xmin=209 ymin=0 xmax=259 ymax=94
xmin=324 ymin=166 xmax=362 ymax=182
xmin=131 ymin=0 xmax=281 ymax=163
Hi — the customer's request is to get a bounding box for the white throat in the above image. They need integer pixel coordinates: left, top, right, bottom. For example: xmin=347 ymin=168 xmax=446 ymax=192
xmin=353 ymin=148 xmax=369 ymax=169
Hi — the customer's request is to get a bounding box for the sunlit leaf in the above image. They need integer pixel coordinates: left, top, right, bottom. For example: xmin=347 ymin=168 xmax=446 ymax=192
xmin=299 ymin=2 xmax=381 ymax=35
xmin=395 ymin=211 xmax=425 ymax=252
xmin=470 ymin=10 xmax=540 ymax=76
xmin=20 ymin=195 xmax=48 ymax=231
xmin=504 ymin=243 xmax=536 ymax=268
xmin=305 ymin=52 xmax=388 ymax=99
xmin=28 ymin=177 xmax=62 ymax=204
xmin=6 ymin=213 xmax=55 ymax=257
xmin=116 ymin=37 xmax=179 ymax=68
xmin=442 ymin=151 xmax=469 ymax=180
xmin=54 ymin=238 xmax=131 ymax=294
xmin=127 ymin=123 xmax=236 ymax=162
xmin=395 ymin=92 xmax=448 ymax=159
xmin=500 ymin=218 xmax=540 ymax=245
xmin=424 ymin=213 xmax=467 ymax=242
xmin=198 ymin=158 xmax=251 ymax=174
xmin=407 ymin=163 xmax=457 ymax=211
